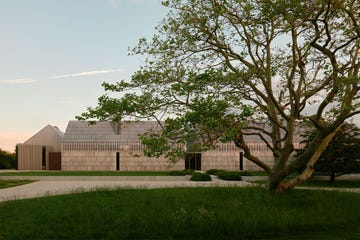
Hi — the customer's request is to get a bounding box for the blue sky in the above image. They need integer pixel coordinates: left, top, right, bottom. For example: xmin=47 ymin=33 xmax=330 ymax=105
xmin=0 ymin=0 xmax=167 ymax=151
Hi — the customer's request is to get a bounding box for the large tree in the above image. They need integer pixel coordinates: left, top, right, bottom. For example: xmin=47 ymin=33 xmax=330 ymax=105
xmin=78 ymin=0 xmax=360 ymax=192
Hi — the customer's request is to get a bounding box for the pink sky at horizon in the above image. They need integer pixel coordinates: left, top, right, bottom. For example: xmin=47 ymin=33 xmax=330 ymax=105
xmin=1 ymin=132 xmax=32 ymax=152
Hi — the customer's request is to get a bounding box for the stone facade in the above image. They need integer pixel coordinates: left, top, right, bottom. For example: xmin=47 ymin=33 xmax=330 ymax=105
xmin=18 ymin=121 xmax=301 ymax=172
xmin=62 ymin=149 xmax=184 ymax=171
xmin=62 ymin=150 xmax=117 ymax=171
xmin=120 ymin=152 xmax=184 ymax=171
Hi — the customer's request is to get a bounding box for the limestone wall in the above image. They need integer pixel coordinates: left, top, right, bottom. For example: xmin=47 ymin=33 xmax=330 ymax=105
xmin=61 ymin=141 xmax=277 ymax=172
xmin=120 ymin=152 xmax=184 ymax=171
xmin=62 ymin=150 xmax=184 ymax=171
xmin=243 ymin=150 xmax=274 ymax=171
xmin=62 ymin=151 xmax=116 ymax=171
xmin=201 ymin=151 xmax=240 ymax=171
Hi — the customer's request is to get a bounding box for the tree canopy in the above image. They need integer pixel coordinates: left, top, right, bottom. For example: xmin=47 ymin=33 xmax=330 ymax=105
xmin=0 ymin=148 xmax=16 ymax=169
xmin=78 ymin=0 xmax=360 ymax=192
xmin=298 ymin=122 xmax=360 ymax=181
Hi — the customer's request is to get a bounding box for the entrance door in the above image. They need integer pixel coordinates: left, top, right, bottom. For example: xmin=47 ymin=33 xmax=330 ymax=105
xmin=185 ymin=153 xmax=201 ymax=170
xmin=49 ymin=152 xmax=61 ymax=170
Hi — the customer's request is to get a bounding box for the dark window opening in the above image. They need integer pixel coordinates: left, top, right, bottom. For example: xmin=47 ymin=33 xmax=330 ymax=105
xmin=240 ymin=152 xmax=244 ymax=170
xmin=116 ymin=152 xmax=120 ymax=171
xmin=42 ymin=146 xmax=46 ymax=170
xmin=185 ymin=153 xmax=201 ymax=171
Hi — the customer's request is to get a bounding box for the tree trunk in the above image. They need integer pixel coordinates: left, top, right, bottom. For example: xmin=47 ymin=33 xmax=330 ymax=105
xmin=266 ymin=173 xmax=288 ymax=192
xmin=329 ymin=172 xmax=336 ymax=182
xmin=283 ymin=127 xmax=341 ymax=189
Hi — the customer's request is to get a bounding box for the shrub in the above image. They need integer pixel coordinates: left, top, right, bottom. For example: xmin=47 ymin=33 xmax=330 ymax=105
xmin=0 ymin=161 xmax=12 ymax=169
xmin=169 ymin=169 xmax=195 ymax=176
xmin=217 ymin=171 xmax=242 ymax=181
xmin=190 ymin=172 xmax=212 ymax=181
xmin=238 ymin=171 xmax=252 ymax=176
xmin=183 ymin=169 xmax=195 ymax=175
xmin=169 ymin=170 xmax=187 ymax=176
xmin=206 ymin=169 xmax=225 ymax=175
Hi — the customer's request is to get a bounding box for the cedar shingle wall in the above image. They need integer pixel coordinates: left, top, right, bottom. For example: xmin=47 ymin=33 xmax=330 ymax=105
xmin=17 ymin=145 xmax=42 ymax=170
xmin=17 ymin=145 xmax=54 ymax=170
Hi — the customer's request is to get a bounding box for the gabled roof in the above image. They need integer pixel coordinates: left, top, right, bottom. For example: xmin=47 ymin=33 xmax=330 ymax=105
xmin=24 ymin=125 xmax=64 ymax=145
xmin=63 ymin=120 xmax=304 ymax=146
xmin=63 ymin=121 xmax=161 ymax=143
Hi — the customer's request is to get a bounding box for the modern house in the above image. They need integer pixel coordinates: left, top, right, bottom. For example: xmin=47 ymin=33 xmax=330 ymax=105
xmin=17 ymin=120 xmax=292 ymax=171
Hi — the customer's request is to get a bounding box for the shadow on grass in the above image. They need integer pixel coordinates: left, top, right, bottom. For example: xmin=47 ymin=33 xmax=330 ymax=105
xmin=0 ymin=180 xmax=36 ymax=189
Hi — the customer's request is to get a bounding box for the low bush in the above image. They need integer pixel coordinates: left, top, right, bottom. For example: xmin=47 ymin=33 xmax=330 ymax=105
xmin=183 ymin=169 xmax=195 ymax=175
xmin=206 ymin=169 xmax=225 ymax=175
xmin=169 ymin=169 xmax=195 ymax=176
xmin=217 ymin=171 xmax=242 ymax=181
xmin=190 ymin=172 xmax=212 ymax=181
xmin=238 ymin=171 xmax=252 ymax=176
xmin=169 ymin=170 xmax=187 ymax=176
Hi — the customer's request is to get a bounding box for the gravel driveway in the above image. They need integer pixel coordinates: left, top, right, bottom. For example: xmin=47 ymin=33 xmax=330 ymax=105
xmin=0 ymin=176 xmax=254 ymax=202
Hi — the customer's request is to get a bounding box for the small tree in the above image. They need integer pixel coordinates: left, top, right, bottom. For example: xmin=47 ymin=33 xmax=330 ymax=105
xmin=298 ymin=123 xmax=360 ymax=182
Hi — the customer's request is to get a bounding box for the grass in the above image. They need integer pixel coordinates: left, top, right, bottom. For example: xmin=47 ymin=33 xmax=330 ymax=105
xmin=301 ymin=180 xmax=360 ymax=188
xmin=0 ymin=180 xmax=35 ymax=189
xmin=0 ymin=171 xmax=171 ymax=176
xmin=255 ymin=180 xmax=360 ymax=189
xmin=0 ymin=187 xmax=359 ymax=239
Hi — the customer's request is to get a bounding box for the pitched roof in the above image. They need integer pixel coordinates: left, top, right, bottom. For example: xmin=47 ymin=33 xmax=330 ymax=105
xmin=24 ymin=125 xmax=64 ymax=145
xmin=63 ymin=121 xmax=161 ymax=143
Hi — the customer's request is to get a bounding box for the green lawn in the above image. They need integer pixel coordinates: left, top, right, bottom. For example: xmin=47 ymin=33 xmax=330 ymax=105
xmin=0 ymin=187 xmax=359 ymax=239
xmin=255 ymin=180 xmax=360 ymax=189
xmin=0 ymin=180 xmax=35 ymax=189
xmin=301 ymin=180 xmax=360 ymax=188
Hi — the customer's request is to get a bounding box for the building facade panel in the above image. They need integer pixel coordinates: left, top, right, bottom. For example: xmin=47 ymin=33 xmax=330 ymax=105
xmin=62 ymin=150 xmax=116 ymax=171
xmin=120 ymin=151 xmax=184 ymax=171
xmin=201 ymin=151 xmax=240 ymax=171
xmin=17 ymin=144 xmax=54 ymax=170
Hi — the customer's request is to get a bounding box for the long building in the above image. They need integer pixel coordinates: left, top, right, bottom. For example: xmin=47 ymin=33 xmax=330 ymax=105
xmin=17 ymin=120 xmax=287 ymax=171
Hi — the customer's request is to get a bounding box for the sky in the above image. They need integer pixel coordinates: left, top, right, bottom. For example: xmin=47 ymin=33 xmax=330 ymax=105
xmin=1 ymin=1 xmax=359 ymax=152
xmin=0 ymin=0 xmax=167 ymax=152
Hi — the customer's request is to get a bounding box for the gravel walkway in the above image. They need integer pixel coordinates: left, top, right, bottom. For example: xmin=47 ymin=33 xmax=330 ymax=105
xmin=0 ymin=176 xmax=254 ymax=202
xmin=1 ymin=173 xmax=359 ymax=202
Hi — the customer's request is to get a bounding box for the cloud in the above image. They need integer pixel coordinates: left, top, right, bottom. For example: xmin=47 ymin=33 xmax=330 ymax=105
xmin=50 ymin=68 xmax=123 ymax=79
xmin=0 ymin=78 xmax=37 ymax=84
xmin=1 ymin=68 xmax=123 ymax=84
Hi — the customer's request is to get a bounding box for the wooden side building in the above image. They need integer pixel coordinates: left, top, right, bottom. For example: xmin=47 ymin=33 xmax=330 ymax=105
xmin=16 ymin=125 xmax=64 ymax=170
